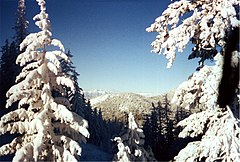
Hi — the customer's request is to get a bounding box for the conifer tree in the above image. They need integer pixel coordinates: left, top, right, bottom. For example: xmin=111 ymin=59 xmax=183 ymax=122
xmin=82 ymin=99 xmax=92 ymax=125
xmin=0 ymin=0 xmax=89 ymax=161
xmin=147 ymin=0 xmax=240 ymax=161
xmin=147 ymin=102 xmax=170 ymax=160
xmin=161 ymin=95 xmax=174 ymax=145
xmin=12 ymin=0 xmax=28 ymax=79
xmin=0 ymin=0 xmax=28 ymax=110
xmin=96 ymin=109 xmax=113 ymax=152
xmin=142 ymin=107 xmax=160 ymax=160
xmin=60 ymin=49 xmax=85 ymax=116
xmin=174 ymin=106 xmax=190 ymax=136
xmin=88 ymin=108 xmax=102 ymax=146
xmin=113 ymin=137 xmax=131 ymax=162
xmin=14 ymin=0 xmax=28 ymax=48
xmin=0 ymin=40 xmax=10 ymax=110
xmin=142 ymin=115 xmax=151 ymax=147
xmin=70 ymin=68 xmax=85 ymax=116
xmin=113 ymin=112 xmax=156 ymax=162
xmin=0 ymin=41 xmax=18 ymax=109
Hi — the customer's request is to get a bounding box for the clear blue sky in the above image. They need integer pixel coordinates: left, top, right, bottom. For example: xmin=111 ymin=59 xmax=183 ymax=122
xmin=0 ymin=0 xmax=199 ymax=94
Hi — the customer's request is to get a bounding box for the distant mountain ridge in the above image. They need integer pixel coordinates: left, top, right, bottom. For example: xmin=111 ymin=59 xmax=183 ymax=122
xmin=83 ymin=89 xmax=113 ymax=99
xmin=84 ymin=89 xmax=164 ymax=99
xmin=89 ymin=89 xmax=177 ymax=124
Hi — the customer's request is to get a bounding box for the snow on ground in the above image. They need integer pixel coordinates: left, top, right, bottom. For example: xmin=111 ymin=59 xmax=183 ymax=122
xmin=136 ymin=92 xmax=162 ymax=97
xmin=90 ymin=94 xmax=114 ymax=105
xmin=79 ymin=143 xmax=113 ymax=161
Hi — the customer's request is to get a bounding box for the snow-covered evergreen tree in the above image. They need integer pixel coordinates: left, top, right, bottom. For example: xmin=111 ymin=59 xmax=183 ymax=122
xmin=113 ymin=112 xmax=156 ymax=162
xmin=0 ymin=0 xmax=89 ymax=161
xmin=113 ymin=137 xmax=131 ymax=162
xmin=147 ymin=0 xmax=239 ymax=161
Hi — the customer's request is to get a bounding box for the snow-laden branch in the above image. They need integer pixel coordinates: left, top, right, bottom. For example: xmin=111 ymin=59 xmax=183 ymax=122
xmin=146 ymin=0 xmax=239 ymax=68
xmin=172 ymin=53 xmax=223 ymax=110
xmin=12 ymin=143 xmax=34 ymax=162
xmin=113 ymin=137 xmax=131 ymax=162
xmin=51 ymin=102 xmax=89 ymax=138
xmin=176 ymin=106 xmax=240 ymax=161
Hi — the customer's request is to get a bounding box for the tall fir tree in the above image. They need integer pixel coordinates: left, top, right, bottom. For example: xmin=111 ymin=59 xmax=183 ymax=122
xmin=0 ymin=0 xmax=89 ymax=161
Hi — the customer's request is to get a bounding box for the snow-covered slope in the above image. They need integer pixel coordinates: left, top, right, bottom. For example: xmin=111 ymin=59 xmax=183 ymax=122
xmin=91 ymin=92 xmax=155 ymax=111
xmin=136 ymin=92 xmax=162 ymax=97
xmin=90 ymin=94 xmax=115 ymax=105
xmin=90 ymin=91 xmax=177 ymax=124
